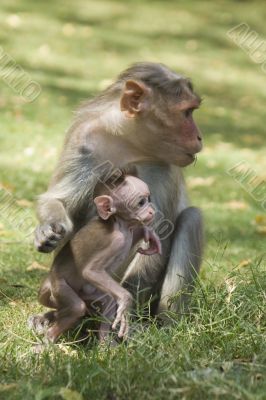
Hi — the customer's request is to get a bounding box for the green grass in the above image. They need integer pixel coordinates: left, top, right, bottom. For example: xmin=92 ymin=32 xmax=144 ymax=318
xmin=0 ymin=0 xmax=266 ymax=399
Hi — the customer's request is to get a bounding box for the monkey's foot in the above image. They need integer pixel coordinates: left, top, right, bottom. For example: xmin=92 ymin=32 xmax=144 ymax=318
xmin=31 ymin=343 xmax=48 ymax=354
xmin=112 ymin=311 xmax=130 ymax=339
xmin=34 ymin=222 xmax=66 ymax=253
xmin=28 ymin=314 xmax=50 ymax=335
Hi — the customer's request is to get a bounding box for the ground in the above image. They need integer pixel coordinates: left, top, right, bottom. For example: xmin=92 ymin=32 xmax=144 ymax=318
xmin=0 ymin=1 xmax=265 ymax=399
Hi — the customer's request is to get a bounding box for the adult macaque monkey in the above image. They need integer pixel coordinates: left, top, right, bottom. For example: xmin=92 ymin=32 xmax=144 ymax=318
xmin=34 ymin=62 xmax=203 ymax=316
xmin=32 ymin=171 xmax=161 ymax=343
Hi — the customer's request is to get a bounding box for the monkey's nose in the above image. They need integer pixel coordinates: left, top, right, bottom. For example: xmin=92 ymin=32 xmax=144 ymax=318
xmin=197 ymin=136 xmax=202 ymax=141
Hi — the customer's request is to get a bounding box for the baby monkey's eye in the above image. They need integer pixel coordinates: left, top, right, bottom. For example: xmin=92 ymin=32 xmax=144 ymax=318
xmin=138 ymin=198 xmax=147 ymax=207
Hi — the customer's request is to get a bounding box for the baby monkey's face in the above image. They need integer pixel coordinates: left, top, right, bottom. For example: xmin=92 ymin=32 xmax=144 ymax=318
xmin=113 ymin=176 xmax=155 ymax=225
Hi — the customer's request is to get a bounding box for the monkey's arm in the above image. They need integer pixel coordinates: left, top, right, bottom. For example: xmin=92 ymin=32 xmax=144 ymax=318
xmin=35 ymin=146 xmax=97 ymax=252
xmin=137 ymin=226 xmax=162 ymax=256
xmin=82 ymin=267 xmax=133 ymax=338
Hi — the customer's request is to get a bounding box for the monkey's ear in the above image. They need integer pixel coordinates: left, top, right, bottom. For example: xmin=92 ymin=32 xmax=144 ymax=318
xmin=120 ymin=80 xmax=150 ymax=118
xmin=94 ymin=195 xmax=116 ymax=220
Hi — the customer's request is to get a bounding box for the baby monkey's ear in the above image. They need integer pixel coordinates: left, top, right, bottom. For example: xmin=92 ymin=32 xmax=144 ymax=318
xmin=94 ymin=195 xmax=116 ymax=220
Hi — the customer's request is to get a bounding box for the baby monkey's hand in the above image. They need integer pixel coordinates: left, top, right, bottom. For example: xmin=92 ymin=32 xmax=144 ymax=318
xmin=137 ymin=227 xmax=162 ymax=256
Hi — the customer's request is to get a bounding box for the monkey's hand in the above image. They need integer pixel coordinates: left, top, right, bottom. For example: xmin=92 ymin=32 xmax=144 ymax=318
xmin=34 ymin=222 xmax=69 ymax=253
xmin=137 ymin=227 xmax=162 ymax=256
xmin=112 ymin=292 xmax=133 ymax=339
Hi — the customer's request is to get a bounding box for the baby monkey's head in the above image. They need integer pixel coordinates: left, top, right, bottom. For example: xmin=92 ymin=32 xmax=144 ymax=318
xmin=94 ymin=167 xmax=155 ymax=225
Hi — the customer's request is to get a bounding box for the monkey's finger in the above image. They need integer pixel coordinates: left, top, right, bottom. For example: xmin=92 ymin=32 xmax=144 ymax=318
xmin=112 ymin=303 xmax=125 ymax=331
xmin=137 ymin=241 xmax=160 ymax=255
xmin=118 ymin=314 xmax=127 ymax=338
xmin=41 ymin=228 xmax=62 ymax=243
xmin=50 ymin=222 xmax=66 ymax=235
xmin=112 ymin=314 xmax=121 ymax=331
xmin=143 ymin=241 xmax=162 ymax=255
xmin=120 ymin=315 xmax=130 ymax=339
xmin=148 ymin=231 xmax=162 ymax=255
xmin=34 ymin=238 xmax=60 ymax=253
xmin=34 ymin=224 xmax=63 ymax=253
xmin=139 ymin=229 xmax=162 ymax=255
xmin=137 ymin=247 xmax=148 ymax=255
xmin=137 ymin=247 xmax=155 ymax=255
xmin=112 ymin=318 xmax=119 ymax=331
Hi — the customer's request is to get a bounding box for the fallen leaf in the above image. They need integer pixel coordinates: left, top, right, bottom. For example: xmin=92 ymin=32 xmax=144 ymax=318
xmin=58 ymin=344 xmax=78 ymax=357
xmin=0 ymin=182 xmax=14 ymax=192
xmin=16 ymin=199 xmax=33 ymax=207
xmin=187 ymin=177 xmax=215 ymax=188
xmin=256 ymin=226 xmax=266 ymax=235
xmin=27 ymin=261 xmax=49 ymax=272
xmin=59 ymin=388 xmax=83 ymax=400
xmin=0 ymin=230 xmax=13 ymax=237
xmin=254 ymin=215 xmax=266 ymax=235
xmin=225 ymin=278 xmax=236 ymax=303
xmin=237 ymin=259 xmax=252 ymax=269
xmin=255 ymin=215 xmax=266 ymax=225
xmin=0 ymin=383 xmax=17 ymax=391
xmin=224 ymin=201 xmax=248 ymax=210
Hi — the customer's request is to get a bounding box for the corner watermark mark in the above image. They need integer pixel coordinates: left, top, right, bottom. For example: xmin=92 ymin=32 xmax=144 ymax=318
xmin=227 ymin=160 xmax=266 ymax=210
xmin=227 ymin=23 xmax=266 ymax=74
xmin=0 ymin=46 xmax=41 ymax=102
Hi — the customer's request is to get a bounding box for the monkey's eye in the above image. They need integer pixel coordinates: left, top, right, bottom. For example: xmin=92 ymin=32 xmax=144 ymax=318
xmin=138 ymin=198 xmax=147 ymax=207
xmin=184 ymin=108 xmax=193 ymax=118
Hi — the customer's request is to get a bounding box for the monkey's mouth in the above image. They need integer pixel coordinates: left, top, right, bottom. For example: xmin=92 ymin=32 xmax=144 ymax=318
xmin=186 ymin=153 xmax=196 ymax=160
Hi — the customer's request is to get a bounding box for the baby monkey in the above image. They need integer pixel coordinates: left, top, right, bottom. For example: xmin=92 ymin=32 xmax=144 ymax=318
xmin=32 ymin=169 xmax=161 ymax=343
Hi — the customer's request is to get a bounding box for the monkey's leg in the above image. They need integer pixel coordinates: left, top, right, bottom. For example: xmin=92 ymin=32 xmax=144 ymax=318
xmin=157 ymin=207 xmax=204 ymax=315
xmin=46 ymin=280 xmax=87 ymax=343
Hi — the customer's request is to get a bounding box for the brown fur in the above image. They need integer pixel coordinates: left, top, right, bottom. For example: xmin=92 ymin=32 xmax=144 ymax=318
xmin=33 ymin=62 xmax=203 ymax=321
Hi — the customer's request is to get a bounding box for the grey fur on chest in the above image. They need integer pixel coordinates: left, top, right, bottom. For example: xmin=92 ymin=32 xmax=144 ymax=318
xmin=136 ymin=164 xmax=180 ymax=221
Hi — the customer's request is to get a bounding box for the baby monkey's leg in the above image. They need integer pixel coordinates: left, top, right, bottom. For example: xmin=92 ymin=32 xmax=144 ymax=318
xmin=98 ymin=295 xmax=117 ymax=342
xmin=46 ymin=279 xmax=87 ymax=343
xmin=28 ymin=276 xmax=56 ymax=334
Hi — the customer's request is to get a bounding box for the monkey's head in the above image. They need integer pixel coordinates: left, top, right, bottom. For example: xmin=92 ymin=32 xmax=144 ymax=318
xmin=94 ymin=172 xmax=155 ymax=225
xmin=118 ymin=62 xmax=203 ymax=167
